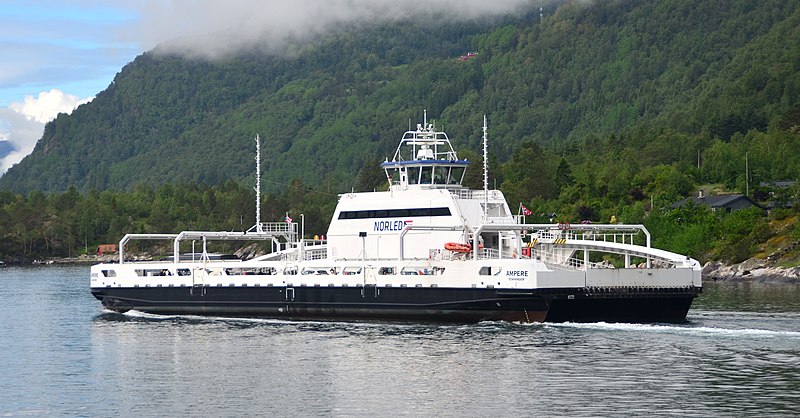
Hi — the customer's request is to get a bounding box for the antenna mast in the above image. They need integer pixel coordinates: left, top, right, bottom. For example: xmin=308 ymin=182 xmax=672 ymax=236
xmin=482 ymin=115 xmax=489 ymax=221
xmin=254 ymin=134 xmax=263 ymax=233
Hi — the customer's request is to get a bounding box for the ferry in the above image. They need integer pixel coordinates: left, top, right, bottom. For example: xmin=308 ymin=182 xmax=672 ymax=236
xmin=90 ymin=115 xmax=702 ymax=323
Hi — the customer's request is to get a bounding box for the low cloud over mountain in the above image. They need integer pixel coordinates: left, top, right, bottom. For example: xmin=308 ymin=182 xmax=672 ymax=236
xmin=0 ymin=89 xmax=91 ymax=174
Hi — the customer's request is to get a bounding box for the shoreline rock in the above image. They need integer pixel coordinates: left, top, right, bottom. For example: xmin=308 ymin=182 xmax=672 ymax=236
xmin=20 ymin=253 xmax=153 ymax=266
xmin=702 ymin=260 xmax=800 ymax=284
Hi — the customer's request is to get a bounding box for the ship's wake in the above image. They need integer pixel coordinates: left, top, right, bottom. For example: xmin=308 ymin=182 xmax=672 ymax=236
xmin=541 ymin=319 xmax=800 ymax=339
xmin=96 ymin=308 xmax=800 ymax=339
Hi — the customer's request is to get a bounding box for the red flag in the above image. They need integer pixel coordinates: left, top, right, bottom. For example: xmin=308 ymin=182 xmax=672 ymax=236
xmin=521 ymin=204 xmax=532 ymax=216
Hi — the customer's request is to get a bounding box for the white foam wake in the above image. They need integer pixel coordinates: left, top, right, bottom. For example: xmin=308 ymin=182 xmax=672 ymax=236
xmin=115 ymin=309 xmax=180 ymax=320
xmin=543 ymin=321 xmax=800 ymax=339
xmin=116 ymin=309 xmax=419 ymax=329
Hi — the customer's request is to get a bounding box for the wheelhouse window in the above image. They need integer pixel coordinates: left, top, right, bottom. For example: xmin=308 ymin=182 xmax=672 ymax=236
xmin=433 ymin=167 xmax=448 ymax=184
xmin=407 ymin=167 xmax=420 ymax=184
xmin=448 ymin=166 xmax=465 ymax=185
xmin=420 ymin=167 xmax=433 ymax=184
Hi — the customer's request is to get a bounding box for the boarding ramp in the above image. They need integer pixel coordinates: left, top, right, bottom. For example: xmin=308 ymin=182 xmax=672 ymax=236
xmin=526 ymin=223 xmax=698 ymax=269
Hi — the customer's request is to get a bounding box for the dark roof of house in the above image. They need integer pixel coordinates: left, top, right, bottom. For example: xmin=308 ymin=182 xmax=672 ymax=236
xmin=671 ymin=194 xmax=766 ymax=210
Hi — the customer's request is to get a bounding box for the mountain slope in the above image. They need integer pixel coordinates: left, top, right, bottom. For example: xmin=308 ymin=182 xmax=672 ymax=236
xmin=1 ymin=0 xmax=799 ymax=194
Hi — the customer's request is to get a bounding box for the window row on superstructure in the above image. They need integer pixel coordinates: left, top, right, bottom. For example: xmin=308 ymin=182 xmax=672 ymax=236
xmin=337 ymin=207 xmax=452 ymax=220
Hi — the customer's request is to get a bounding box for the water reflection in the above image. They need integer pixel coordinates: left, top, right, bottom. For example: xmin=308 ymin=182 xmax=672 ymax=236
xmin=4 ymin=266 xmax=800 ymax=416
xmin=696 ymin=281 xmax=800 ymax=312
xmin=88 ymin=302 xmax=800 ymax=416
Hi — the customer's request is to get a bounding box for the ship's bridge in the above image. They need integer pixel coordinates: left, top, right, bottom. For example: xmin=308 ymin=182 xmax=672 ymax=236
xmin=381 ymin=123 xmax=470 ymax=191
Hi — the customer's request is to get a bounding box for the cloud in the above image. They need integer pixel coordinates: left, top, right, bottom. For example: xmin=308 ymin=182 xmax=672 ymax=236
xmin=9 ymin=89 xmax=93 ymax=124
xmin=132 ymin=0 xmax=535 ymax=59
xmin=0 ymin=109 xmax=43 ymax=174
xmin=0 ymin=89 xmax=92 ymax=173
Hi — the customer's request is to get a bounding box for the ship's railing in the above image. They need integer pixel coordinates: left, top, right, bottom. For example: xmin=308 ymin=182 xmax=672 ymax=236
xmin=248 ymin=222 xmax=297 ymax=235
xmin=563 ymin=229 xmax=641 ymax=246
xmin=301 ymin=239 xmax=326 ymax=248
xmin=484 ymin=215 xmax=517 ymax=224
xmin=474 ymin=247 xmax=588 ymax=271
xmin=521 ymin=247 xmax=569 ymax=270
xmin=399 ymin=223 xmax=671 ymax=268
xmin=431 ymin=248 xmax=490 ymax=261
xmin=449 ymin=189 xmax=504 ymax=200
xmin=524 ymin=247 xmax=618 ymax=271
xmin=305 ymin=248 xmax=328 ymax=260
xmin=526 ymin=236 xmax=682 ymax=270
xmin=527 ymin=224 xmax=650 ymax=248
xmin=476 ymin=247 xmax=531 ymax=261
xmin=116 ymin=222 xmax=302 ymax=264
xmin=264 ymin=239 xmax=328 ymax=262
xmin=564 ymin=256 xmax=587 ymax=270
xmin=297 ymin=244 xmax=327 ymax=261
xmin=479 ymin=248 xmax=500 ymax=259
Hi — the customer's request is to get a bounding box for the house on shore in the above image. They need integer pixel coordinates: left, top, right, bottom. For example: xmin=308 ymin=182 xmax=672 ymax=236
xmin=671 ymin=190 xmax=767 ymax=214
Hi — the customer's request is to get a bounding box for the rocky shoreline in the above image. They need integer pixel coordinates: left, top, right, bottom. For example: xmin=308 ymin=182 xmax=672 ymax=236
xmin=1 ymin=253 xmax=148 ymax=266
xmin=702 ymin=259 xmax=800 ymax=284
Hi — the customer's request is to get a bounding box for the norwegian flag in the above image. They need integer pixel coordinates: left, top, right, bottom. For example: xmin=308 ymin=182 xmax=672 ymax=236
xmin=521 ymin=204 xmax=533 ymax=216
xmin=285 ymin=213 xmax=293 ymax=223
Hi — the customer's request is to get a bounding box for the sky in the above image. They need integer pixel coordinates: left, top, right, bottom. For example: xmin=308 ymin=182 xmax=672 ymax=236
xmin=0 ymin=0 xmax=536 ymax=174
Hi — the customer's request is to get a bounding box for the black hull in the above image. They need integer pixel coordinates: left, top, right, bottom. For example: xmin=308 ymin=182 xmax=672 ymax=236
xmin=545 ymin=287 xmax=701 ymax=323
xmin=91 ymin=285 xmax=700 ymax=324
xmin=92 ymin=285 xmax=550 ymax=323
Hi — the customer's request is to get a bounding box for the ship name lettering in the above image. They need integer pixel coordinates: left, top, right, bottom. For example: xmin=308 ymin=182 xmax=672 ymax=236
xmin=507 ymin=270 xmax=528 ymax=277
xmin=374 ymin=220 xmax=408 ymax=232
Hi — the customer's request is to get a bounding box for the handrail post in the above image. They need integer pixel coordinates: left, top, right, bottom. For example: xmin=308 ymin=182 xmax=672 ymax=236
xmin=473 ymin=225 xmax=483 ymax=260
xmin=118 ymin=235 xmax=128 ymax=264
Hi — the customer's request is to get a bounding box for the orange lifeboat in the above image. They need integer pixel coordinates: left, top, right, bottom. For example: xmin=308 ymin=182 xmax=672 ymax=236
xmin=444 ymin=242 xmax=472 ymax=253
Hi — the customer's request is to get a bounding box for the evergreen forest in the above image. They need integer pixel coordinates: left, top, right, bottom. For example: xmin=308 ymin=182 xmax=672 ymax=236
xmin=1 ymin=0 xmax=800 ymax=265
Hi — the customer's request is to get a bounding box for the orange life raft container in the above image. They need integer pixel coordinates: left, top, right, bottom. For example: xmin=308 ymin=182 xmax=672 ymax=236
xmin=444 ymin=242 xmax=472 ymax=253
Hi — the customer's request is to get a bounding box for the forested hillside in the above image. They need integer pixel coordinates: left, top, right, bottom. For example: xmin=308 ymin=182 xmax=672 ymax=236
xmin=2 ymin=0 xmax=799 ymax=194
xmin=2 ymin=0 xmax=800 ymax=265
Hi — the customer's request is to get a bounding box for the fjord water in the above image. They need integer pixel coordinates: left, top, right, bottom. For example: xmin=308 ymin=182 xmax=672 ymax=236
xmin=1 ymin=266 xmax=798 ymax=416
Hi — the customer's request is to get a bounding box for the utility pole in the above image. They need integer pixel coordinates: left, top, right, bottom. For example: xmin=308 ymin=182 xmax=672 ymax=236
xmin=745 ymin=152 xmax=750 ymax=197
